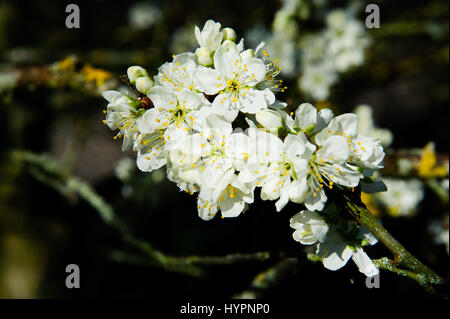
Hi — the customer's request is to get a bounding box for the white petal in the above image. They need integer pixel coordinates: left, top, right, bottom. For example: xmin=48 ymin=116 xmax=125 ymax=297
xmin=316 ymin=108 xmax=334 ymax=132
xmin=352 ymin=247 xmax=379 ymax=277
xmin=244 ymin=57 xmax=266 ymax=83
xmin=238 ymin=89 xmax=268 ymax=114
xmin=197 ymin=196 xmax=218 ymax=221
xmin=136 ymin=149 xmax=166 ymax=172
xmin=261 ymin=176 xmax=282 ymax=201
xmin=136 ymin=109 xmax=166 ymax=134
xmin=211 ymin=94 xmax=239 ymax=122
xmin=220 ymin=197 xmax=246 ymax=218
xmin=173 ymin=52 xmax=197 ymax=74
xmin=253 ymin=131 xmax=284 ymax=164
xmin=255 ymin=41 xmax=265 ymax=55
xmin=275 ymin=184 xmax=290 ymax=212
xmin=176 ymin=88 xmax=203 ymax=110
xmin=335 ymin=113 xmax=359 ymax=136
xmin=147 ymin=86 xmax=177 ymax=110
xmin=256 ymin=109 xmax=283 ymax=131
xmin=310 ymin=224 xmax=329 ymax=243
xmin=238 ymin=168 xmax=256 ymax=184
xmin=317 ymin=241 xmax=352 ymax=271
xmin=289 ymin=178 xmax=308 ymax=203
xmin=214 ymin=41 xmax=240 ymax=79
xmin=194 ymin=67 xmax=224 ymax=95
xmin=284 ymin=134 xmax=306 ymax=161
xmin=304 ymin=178 xmax=327 ymax=211
xmin=268 ymin=99 xmax=287 ymax=109
xmin=320 ymin=163 xmax=361 ymax=188
xmin=194 ymin=25 xmax=203 ymax=47
xmin=102 ymin=90 xmax=123 ymax=103
xmin=295 ymin=103 xmax=317 ymax=131
xmin=316 ymin=135 xmax=349 ymax=163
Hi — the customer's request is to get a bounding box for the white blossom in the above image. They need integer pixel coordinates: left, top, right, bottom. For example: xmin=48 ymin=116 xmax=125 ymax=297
xmin=102 ymin=90 xmax=145 ymax=150
xmin=354 ymin=105 xmax=393 ymax=147
xmin=316 ymin=223 xmax=379 ymax=277
xmin=290 ymin=210 xmax=329 ymax=244
xmin=195 ymin=40 xmax=276 ymax=121
xmin=154 ymin=53 xmax=202 ymax=95
xmin=194 ymin=20 xmax=223 ymax=52
xmin=128 ymin=2 xmax=162 ymax=29
xmin=298 ymin=9 xmax=370 ymax=100
xmin=375 ymin=178 xmax=424 ymax=217
xmin=134 ymin=86 xmax=206 ymax=172
xmin=114 ymin=157 xmax=136 ymax=181
xmin=429 ymin=214 xmax=449 ymax=255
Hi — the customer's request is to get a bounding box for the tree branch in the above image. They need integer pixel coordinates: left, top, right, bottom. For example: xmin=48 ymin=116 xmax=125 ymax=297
xmin=339 ymin=188 xmax=445 ymax=287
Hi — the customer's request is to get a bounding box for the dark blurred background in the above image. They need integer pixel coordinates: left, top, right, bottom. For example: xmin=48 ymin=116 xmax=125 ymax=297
xmin=0 ymin=0 xmax=448 ymax=299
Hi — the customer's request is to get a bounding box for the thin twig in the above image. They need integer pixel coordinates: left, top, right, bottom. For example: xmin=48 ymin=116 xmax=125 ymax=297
xmin=232 ymin=258 xmax=299 ymax=299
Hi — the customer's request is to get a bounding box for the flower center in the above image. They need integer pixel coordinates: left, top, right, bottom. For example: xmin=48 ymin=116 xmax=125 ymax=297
xmin=227 ymin=79 xmax=241 ymax=93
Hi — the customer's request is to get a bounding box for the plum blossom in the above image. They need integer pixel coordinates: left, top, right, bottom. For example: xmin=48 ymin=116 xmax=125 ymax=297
xmin=290 ymin=210 xmax=329 ymax=244
xmin=102 ymin=90 xmax=146 ymax=151
xmin=290 ymin=208 xmax=379 ymax=277
xmin=316 ymin=225 xmax=379 ymax=277
xmin=134 ymin=86 xmax=206 ymax=172
xmin=195 ymin=41 xmax=276 ymax=121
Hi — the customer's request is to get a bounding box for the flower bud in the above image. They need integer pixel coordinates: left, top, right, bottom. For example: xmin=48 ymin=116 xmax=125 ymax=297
xmin=195 ymin=47 xmax=213 ymax=66
xmin=240 ymin=49 xmax=255 ymax=61
xmin=256 ymin=109 xmax=283 ymax=133
xmin=221 ymin=39 xmax=236 ymax=48
xmin=135 ymin=76 xmax=154 ymax=95
xmin=127 ymin=66 xmax=148 ymax=84
xmin=221 ymin=27 xmax=237 ymax=42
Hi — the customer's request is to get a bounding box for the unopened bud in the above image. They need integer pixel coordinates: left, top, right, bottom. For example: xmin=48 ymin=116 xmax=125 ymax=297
xmin=127 ymin=66 xmax=148 ymax=84
xmin=256 ymin=109 xmax=283 ymax=133
xmin=135 ymin=76 xmax=154 ymax=95
xmin=221 ymin=27 xmax=237 ymax=42
xmin=221 ymin=39 xmax=236 ymax=48
xmin=240 ymin=49 xmax=255 ymax=61
xmin=195 ymin=47 xmax=213 ymax=66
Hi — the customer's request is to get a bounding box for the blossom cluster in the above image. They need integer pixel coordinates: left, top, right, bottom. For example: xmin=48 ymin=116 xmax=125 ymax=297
xmin=102 ymin=20 xmax=385 ymax=276
xmin=246 ymin=0 xmax=371 ymax=101
xmin=298 ymin=9 xmax=371 ymax=100
xmin=290 ymin=205 xmax=379 ymax=276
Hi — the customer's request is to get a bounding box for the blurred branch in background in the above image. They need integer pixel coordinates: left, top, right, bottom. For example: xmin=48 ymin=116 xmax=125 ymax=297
xmin=10 ymin=150 xmax=273 ymax=278
xmin=0 ymin=56 xmax=119 ymax=98
xmin=233 ymin=258 xmax=299 ymax=299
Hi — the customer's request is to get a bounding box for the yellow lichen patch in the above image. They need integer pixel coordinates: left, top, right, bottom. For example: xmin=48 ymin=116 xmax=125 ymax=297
xmin=81 ymin=65 xmax=113 ymax=87
xmin=57 ymin=56 xmax=77 ymax=71
xmin=417 ymin=142 xmax=448 ymax=178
